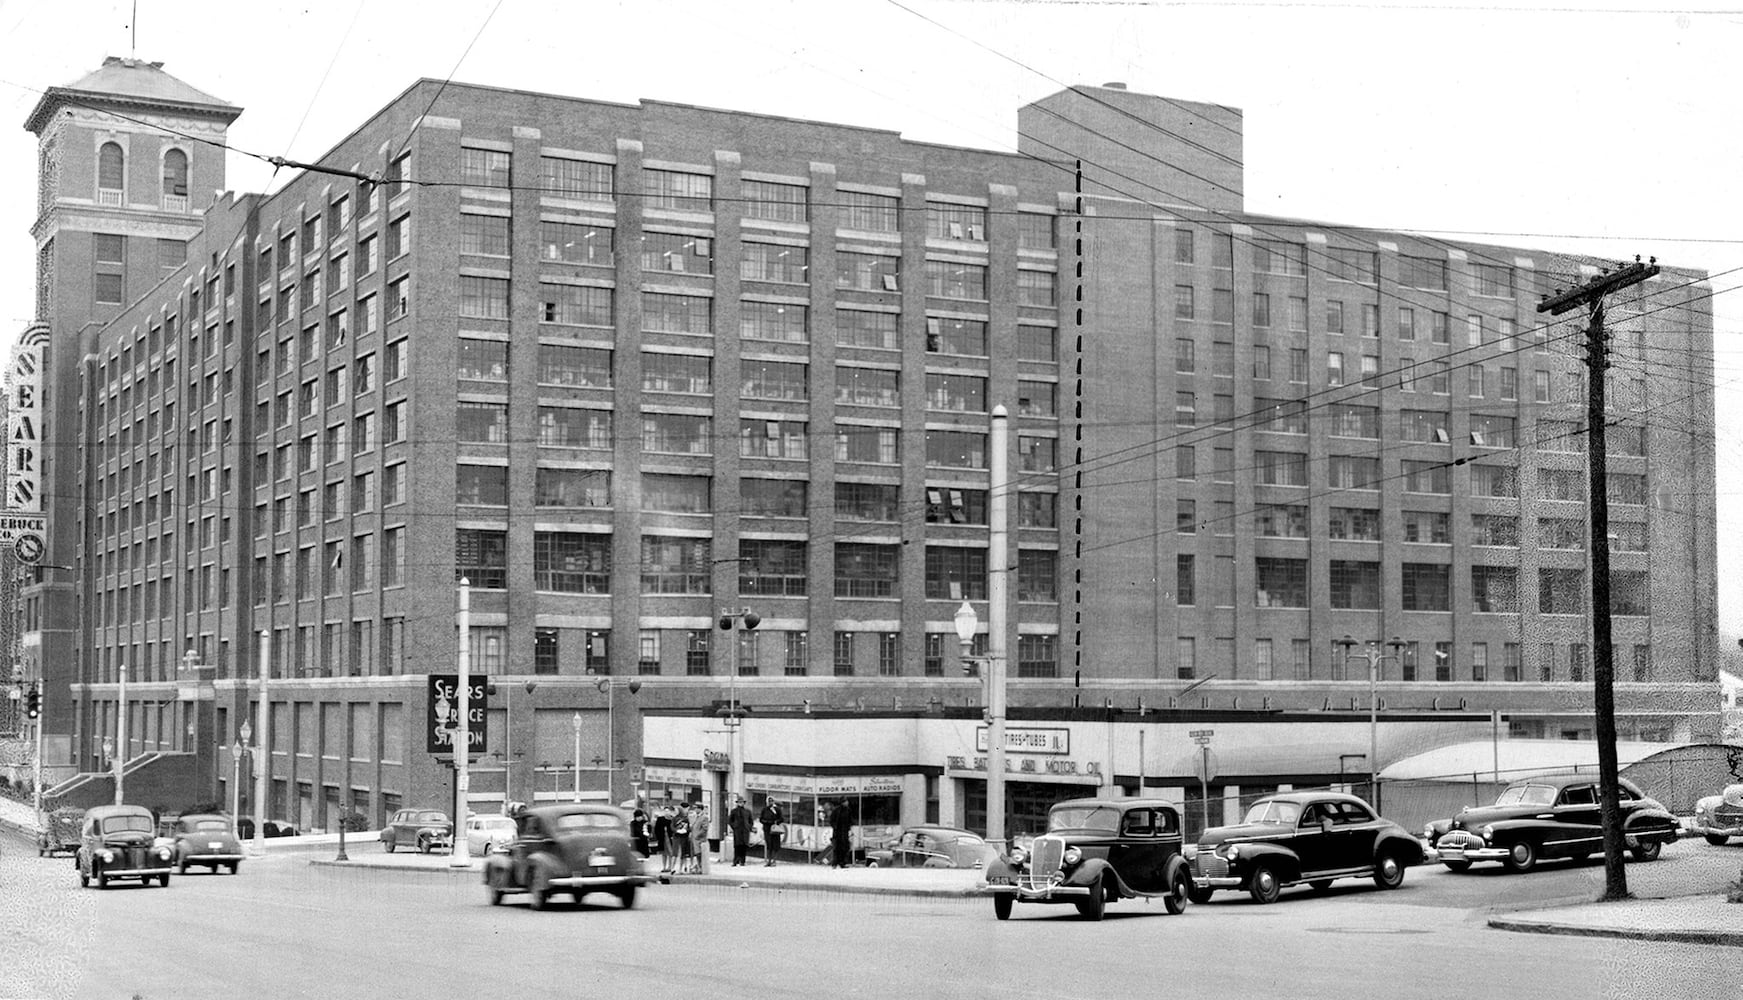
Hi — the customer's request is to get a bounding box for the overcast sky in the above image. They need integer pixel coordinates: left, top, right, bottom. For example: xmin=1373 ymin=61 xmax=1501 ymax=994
xmin=2 ymin=0 xmax=1738 ymax=643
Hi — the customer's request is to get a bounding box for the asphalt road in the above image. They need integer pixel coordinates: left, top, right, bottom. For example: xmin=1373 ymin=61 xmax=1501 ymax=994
xmin=3 ymin=829 xmax=1734 ymax=1000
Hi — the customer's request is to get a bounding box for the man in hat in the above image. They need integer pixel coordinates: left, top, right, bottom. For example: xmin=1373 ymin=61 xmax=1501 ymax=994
xmin=728 ymin=795 xmax=754 ymax=867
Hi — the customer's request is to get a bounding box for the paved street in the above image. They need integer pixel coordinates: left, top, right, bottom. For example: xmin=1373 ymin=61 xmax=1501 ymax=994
xmin=3 ymin=827 xmax=1734 ymax=1000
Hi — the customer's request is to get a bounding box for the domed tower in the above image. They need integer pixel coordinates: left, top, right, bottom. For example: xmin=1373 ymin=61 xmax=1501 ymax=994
xmin=19 ymin=57 xmax=240 ymax=755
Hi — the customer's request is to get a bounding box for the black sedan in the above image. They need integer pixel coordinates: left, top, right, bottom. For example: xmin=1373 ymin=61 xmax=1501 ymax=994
xmin=482 ymin=803 xmax=652 ymax=910
xmin=1189 ymin=792 xmax=1423 ymax=904
xmin=983 ymin=798 xmax=1192 ymax=921
xmin=1425 ymin=772 xmax=1679 ymax=873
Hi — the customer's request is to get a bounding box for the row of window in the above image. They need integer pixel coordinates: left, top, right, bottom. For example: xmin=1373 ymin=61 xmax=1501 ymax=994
xmin=1174 ymin=231 xmax=1528 ymax=299
xmin=1170 ymin=443 xmax=1649 ymax=501
xmin=1175 ymin=555 xmax=1649 ymax=615
xmin=1169 ymin=636 xmax=1652 ymax=684
xmin=1176 ymin=501 xmax=1646 ymax=550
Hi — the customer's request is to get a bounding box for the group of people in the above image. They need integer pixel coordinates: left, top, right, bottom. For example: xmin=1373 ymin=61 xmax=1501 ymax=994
xmin=629 ymin=796 xmax=857 ymax=870
xmin=632 ymin=802 xmax=709 ymax=874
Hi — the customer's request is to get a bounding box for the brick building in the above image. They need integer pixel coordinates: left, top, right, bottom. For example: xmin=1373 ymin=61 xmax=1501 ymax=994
xmin=15 ymin=62 xmax=1717 ymax=829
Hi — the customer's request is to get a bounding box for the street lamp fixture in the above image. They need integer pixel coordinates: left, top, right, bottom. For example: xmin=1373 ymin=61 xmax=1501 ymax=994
xmin=591 ymin=676 xmax=643 ymax=804
xmin=717 ymin=608 xmax=759 ymax=802
xmin=1335 ymin=635 xmax=1407 ymax=812
xmin=954 ymin=600 xmax=1007 ymax=850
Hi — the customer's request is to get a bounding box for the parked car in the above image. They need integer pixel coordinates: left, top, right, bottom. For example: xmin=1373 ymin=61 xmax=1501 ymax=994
xmin=234 ymin=818 xmax=299 ymax=839
xmin=380 ymin=808 xmax=453 ymax=854
xmin=37 ymin=806 xmax=84 ymax=858
xmin=864 ymin=825 xmax=989 ymax=869
xmin=167 ymin=813 xmax=245 ymax=874
xmin=1425 ymin=772 xmax=1679 ymax=873
xmin=982 ymin=798 xmax=1191 ymax=921
xmin=482 ymin=803 xmax=652 ymax=910
xmin=1690 ymin=783 xmax=1743 ymax=846
xmin=1188 ymin=792 xmax=1422 ymax=904
xmin=465 ymin=813 xmax=517 ymax=855
xmin=77 ymin=804 xmax=175 ymax=889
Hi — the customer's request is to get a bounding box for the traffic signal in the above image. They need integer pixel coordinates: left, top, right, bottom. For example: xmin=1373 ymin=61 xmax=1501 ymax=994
xmin=24 ymin=684 xmax=41 ymax=720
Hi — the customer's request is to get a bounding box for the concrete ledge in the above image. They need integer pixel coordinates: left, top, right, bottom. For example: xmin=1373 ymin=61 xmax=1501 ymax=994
xmin=1486 ymin=914 xmax=1743 ymax=948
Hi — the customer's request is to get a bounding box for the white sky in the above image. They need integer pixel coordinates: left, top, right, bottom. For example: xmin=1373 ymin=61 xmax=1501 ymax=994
xmin=1 ymin=0 xmax=1739 ymax=640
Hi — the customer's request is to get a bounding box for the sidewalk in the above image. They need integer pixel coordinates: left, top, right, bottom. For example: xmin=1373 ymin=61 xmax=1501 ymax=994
xmin=1488 ymin=894 xmax=1743 ymax=948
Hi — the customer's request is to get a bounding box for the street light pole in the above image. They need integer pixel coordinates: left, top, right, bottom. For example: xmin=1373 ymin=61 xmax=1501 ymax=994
xmin=572 ymin=712 xmax=583 ymax=802
xmin=253 ymin=630 xmax=270 ymax=857
xmin=452 ymin=578 xmax=472 ymax=868
xmin=716 ymin=609 xmax=759 ymax=803
xmin=1336 ymin=635 xmax=1406 ymax=812
xmin=114 ymin=664 xmax=127 ymax=805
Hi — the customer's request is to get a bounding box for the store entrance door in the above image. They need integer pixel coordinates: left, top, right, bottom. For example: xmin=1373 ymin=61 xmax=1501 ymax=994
xmin=964 ymin=780 xmax=1097 ymax=841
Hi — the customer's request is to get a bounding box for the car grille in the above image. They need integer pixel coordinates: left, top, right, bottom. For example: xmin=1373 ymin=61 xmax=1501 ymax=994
xmin=1017 ymin=835 xmax=1065 ymax=890
xmin=1193 ymin=854 xmax=1228 ymax=879
xmin=1439 ymin=831 xmax=1481 ymax=848
xmin=1714 ymin=805 xmax=1743 ymax=824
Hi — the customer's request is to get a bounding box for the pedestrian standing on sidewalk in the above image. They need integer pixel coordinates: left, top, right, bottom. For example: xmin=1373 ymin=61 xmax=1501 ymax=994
xmin=630 ymin=808 xmax=650 ymax=857
xmin=830 ymin=799 xmax=854 ymax=869
xmin=759 ymin=799 xmax=786 ymax=866
xmin=673 ymin=805 xmax=694 ymax=873
xmin=652 ymin=805 xmax=674 ymax=873
xmin=728 ymin=796 xmax=754 ymax=867
xmin=689 ymin=803 xmax=710 ymax=874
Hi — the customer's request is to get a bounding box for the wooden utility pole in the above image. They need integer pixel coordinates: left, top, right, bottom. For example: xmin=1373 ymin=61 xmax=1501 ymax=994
xmin=1536 ymin=256 xmax=1659 ymax=902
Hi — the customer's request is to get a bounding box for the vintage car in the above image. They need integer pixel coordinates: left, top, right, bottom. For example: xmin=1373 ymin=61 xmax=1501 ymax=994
xmin=1689 ymin=783 xmax=1743 ymax=846
xmin=380 ymin=808 xmax=454 ymax=854
xmin=77 ymin=804 xmax=175 ymax=889
xmin=464 ymin=813 xmax=517 ymax=855
xmin=1188 ymin=792 xmax=1423 ymax=904
xmin=864 ymin=825 xmax=989 ymax=869
xmin=37 ymin=806 xmax=84 ymax=858
xmin=482 ymin=803 xmax=652 ymax=910
xmin=1425 ymin=772 xmax=1679 ymax=872
xmin=982 ymin=798 xmax=1191 ymax=921
xmin=168 ymin=813 xmax=245 ymax=874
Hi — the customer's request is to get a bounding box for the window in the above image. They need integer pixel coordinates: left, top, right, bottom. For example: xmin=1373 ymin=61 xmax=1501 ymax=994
xmin=1539 ymin=568 xmax=1584 ymax=614
xmin=642 ymin=292 xmax=711 ymax=334
xmin=1611 ymin=571 xmax=1649 ymax=616
xmin=1327 ymin=247 xmax=1376 ymax=284
xmin=541 ymin=283 xmax=613 ymax=327
xmin=925 ymin=547 xmax=988 ymax=600
xmin=926 ymin=203 xmax=986 ymax=241
xmin=1176 ymin=638 xmax=1197 ymax=680
xmin=927 ymin=316 xmax=987 ymax=356
xmin=921 ymin=486 xmax=987 ymax=526
xmin=456 ymin=529 xmax=508 ymax=589
xmin=1401 ymin=510 xmax=1450 ymax=544
xmin=1472 ymin=566 xmax=1519 ymax=613
xmin=1398 ymin=255 xmax=1448 ymax=290
xmin=1326 ymin=300 xmax=1345 ymax=335
xmin=743 ymin=179 xmax=807 ymax=222
xmin=836 ymin=366 xmax=900 ymax=407
xmin=1257 ymin=398 xmax=1307 ymax=434
xmin=925 ymin=429 xmax=986 ymax=468
xmin=1288 ymin=348 xmax=1307 ymax=383
xmin=1174 ymin=285 xmax=1194 ymax=319
xmin=161 ymin=148 xmax=188 ymax=199
xmin=740 ymin=540 xmax=807 ymax=597
xmin=1253 ymin=239 xmax=1306 ymax=276
xmin=742 ymin=477 xmax=808 ymax=517
xmin=459 ymin=213 xmax=509 ymax=256
xmin=838 ymin=190 xmax=899 ymax=232
xmin=1534 ymin=370 xmax=1552 ymax=403
xmin=1429 ymin=311 xmax=1450 ymax=344
xmin=926 ymin=260 xmax=987 ymax=300
xmin=461 ymin=147 xmax=510 ymax=187
xmin=541 ymin=157 xmax=612 ymax=202
xmin=1538 ymin=517 xmax=1585 ymax=550
xmin=1329 ymin=403 xmax=1379 ymax=438
xmin=1176 ymin=555 xmax=1195 ymax=606
xmin=1607 ymin=473 xmax=1648 ymax=506
xmin=837 ymin=252 xmax=899 ymax=292
xmin=838 ymin=309 xmax=898 ymax=350
xmin=533 ymin=532 xmax=611 ymax=593
xmin=1018 ymin=212 xmax=1055 ymax=250
xmin=1253 ymin=345 xmax=1272 ymax=380
xmin=1175 ymin=228 xmax=1194 ymax=264
xmin=836 ymin=425 xmax=898 ymax=464
xmin=1329 ymin=561 xmax=1380 ymax=609
xmin=641 ymin=473 xmax=710 ymax=513
xmin=1500 ymin=367 xmax=1518 ymax=400
xmin=641 ymin=412 xmax=710 ymax=454
xmin=1019 ymin=491 xmax=1057 ymax=528
xmin=1327 ymin=455 xmax=1380 ymax=490
xmin=1471 ymin=465 xmax=1518 ymax=498
xmin=456 ymin=339 xmax=508 ymax=381
xmin=457 ymin=401 xmax=508 ymax=444
xmin=540 ymin=221 xmax=612 ymax=265
xmin=1018 ymin=435 xmax=1056 ymax=473
xmin=742 ymin=243 xmax=809 ymax=284
xmin=1400 ymin=563 xmax=1450 ymax=611
xmin=1255 ymin=503 xmax=1308 ymax=538
xmin=1401 ymin=409 xmax=1450 ymax=444
xmin=836 ymin=482 xmax=899 ymax=521
xmin=644 ymin=169 xmax=712 ymax=212
xmin=539 ymin=344 xmax=612 ymax=388
xmin=739 ymin=419 xmax=808 ymax=460
xmin=1018 ymin=271 xmax=1057 ymax=307
xmin=1402 ymin=460 xmax=1450 ymax=494
xmin=835 ymin=543 xmax=899 ymax=598
xmin=641 ymin=535 xmax=712 ymax=594
xmin=1326 ymin=351 xmax=1344 ymax=385
xmin=1472 ymin=263 xmax=1515 ymax=298
xmin=740 ymin=359 xmax=808 ymax=401
xmin=1538 ymin=468 xmax=1585 ymax=502
xmin=458 ymin=276 xmax=507 ymax=319
xmin=1255 ymin=558 xmax=1307 ymax=608
xmin=534 ymin=468 xmax=611 ymax=508
xmin=1470 ymin=513 xmax=1519 ymax=547
xmin=1252 ymin=293 xmax=1271 ymax=328
xmin=1328 ymin=507 xmax=1380 ymax=541
xmin=456 ymin=465 xmax=509 ymax=505
xmin=642 ymin=352 xmax=711 ymax=394
xmin=1017 ymin=380 xmax=1056 ymax=417
xmin=740 ymin=301 xmax=807 ymax=343
xmin=1018 ymin=550 xmax=1057 ymax=602
xmin=1176 ymin=391 xmax=1197 ymax=428
xmin=98 ymin=142 xmax=125 ymax=196
xmin=1256 ymin=450 xmax=1308 ymax=486
xmin=1017 ymin=635 xmax=1058 ymax=679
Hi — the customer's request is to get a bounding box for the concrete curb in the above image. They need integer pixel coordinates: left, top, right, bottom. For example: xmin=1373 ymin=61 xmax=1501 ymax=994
xmin=309 ymin=858 xmax=482 ymax=875
xmin=1485 ymin=915 xmax=1743 ymax=948
xmin=303 ymin=858 xmax=983 ymax=898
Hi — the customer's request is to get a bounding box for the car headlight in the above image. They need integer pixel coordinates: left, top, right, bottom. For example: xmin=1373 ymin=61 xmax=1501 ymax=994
xmin=1423 ymin=825 xmax=1436 ymax=840
xmin=99 ymin=849 xmax=114 ymax=862
xmin=157 ymin=847 xmax=173 ymax=860
xmin=1217 ymin=843 xmax=1240 ymax=860
xmin=1063 ymin=847 xmax=1082 ymax=866
xmin=1009 ymin=849 xmax=1027 ymax=865
xmin=1478 ymin=826 xmax=1495 ymax=842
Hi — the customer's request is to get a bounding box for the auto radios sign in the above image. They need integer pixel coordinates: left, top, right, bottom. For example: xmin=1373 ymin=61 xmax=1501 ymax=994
xmin=427 ymin=673 xmax=489 ymax=755
xmin=4 ymin=325 xmax=48 ymax=564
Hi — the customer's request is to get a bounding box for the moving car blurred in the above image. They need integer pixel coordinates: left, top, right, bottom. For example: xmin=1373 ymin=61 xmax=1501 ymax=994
xmin=77 ymin=804 xmax=175 ymax=889
xmin=37 ymin=806 xmax=84 ymax=858
xmin=482 ymin=803 xmax=652 ymax=910
xmin=465 ymin=813 xmax=517 ymax=855
xmin=380 ymin=808 xmax=453 ymax=854
xmin=983 ymin=798 xmax=1191 ymax=921
xmin=863 ymin=825 xmax=989 ymax=869
xmin=168 ymin=813 xmax=244 ymax=874
xmin=1425 ymin=772 xmax=1678 ymax=873
xmin=1690 ymin=783 xmax=1743 ymax=846
xmin=1188 ymin=792 xmax=1422 ymax=904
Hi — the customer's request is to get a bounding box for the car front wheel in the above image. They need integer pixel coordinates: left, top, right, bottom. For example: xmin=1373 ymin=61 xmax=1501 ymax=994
xmin=1372 ymin=852 xmax=1405 ymax=890
xmin=1188 ymin=884 xmax=1214 ymax=904
xmin=1630 ymin=839 xmax=1662 ymax=862
xmin=1247 ymin=865 xmax=1281 ymax=904
xmin=528 ymin=869 xmax=553 ymax=911
xmin=993 ymin=895 xmax=1013 ymax=921
xmin=96 ymin=868 xmax=109 ymax=890
xmin=1502 ymin=840 xmax=1537 ymax=873
xmin=158 ymin=872 xmax=170 ymax=887
xmin=384 ymin=838 xmax=395 ymax=853
xmin=1076 ymin=873 xmax=1106 ymax=921
xmin=619 ymin=884 xmax=638 ymax=909
xmin=1705 ymin=834 xmax=1731 ymax=847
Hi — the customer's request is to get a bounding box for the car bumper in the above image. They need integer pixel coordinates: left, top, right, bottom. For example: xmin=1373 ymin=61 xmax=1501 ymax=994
xmin=549 ymin=873 xmax=654 ymax=890
xmin=183 ymin=853 xmax=246 ymax=863
xmin=1193 ymin=876 xmax=1244 ymax=889
xmin=99 ymin=865 xmax=173 ymax=877
xmin=1435 ymin=845 xmax=1509 ymax=862
xmin=985 ymin=880 xmax=1091 ymax=901
xmin=1691 ymin=821 xmax=1743 ymax=838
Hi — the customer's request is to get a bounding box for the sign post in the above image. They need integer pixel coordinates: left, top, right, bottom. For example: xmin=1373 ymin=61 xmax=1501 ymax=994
xmin=427 ymin=674 xmax=489 ymax=755
xmin=1190 ymin=729 xmax=1215 ymax=834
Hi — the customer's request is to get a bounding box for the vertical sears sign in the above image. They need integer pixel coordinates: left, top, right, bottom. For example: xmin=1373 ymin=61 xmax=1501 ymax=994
xmin=4 ymin=325 xmax=48 ymax=564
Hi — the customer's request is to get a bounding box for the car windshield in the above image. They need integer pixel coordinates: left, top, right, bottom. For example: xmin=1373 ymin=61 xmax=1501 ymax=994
xmin=1496 ymin=784 xmax=1557 ymax=806
xmin=190 ymin=820 xmax=231 ymax=833
xmin=1242 ymin=800 xmax=1303 ymax=825
xmin=475 ymin=817 xmax=513 ymax=829
xmin=415 ymin=812 xmax=448 ymax=824
xmin=552 ymin=812 xmax=624 ymax=832
xmin=100 ymin=815 xmax=153 ymax=834
xmin=1048 ymin=806 xmax=1122 ymax=833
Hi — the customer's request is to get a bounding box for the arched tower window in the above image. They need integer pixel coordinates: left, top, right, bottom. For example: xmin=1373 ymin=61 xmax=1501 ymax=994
xmin=98 ymin=142 xmax=125 ymax=194
xmin=162 ymin=148 xmax=188 ymax=198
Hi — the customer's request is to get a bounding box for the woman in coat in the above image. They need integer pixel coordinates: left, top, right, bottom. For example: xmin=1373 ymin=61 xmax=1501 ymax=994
xmin=758 ymin=799 xmax=785 ymax=866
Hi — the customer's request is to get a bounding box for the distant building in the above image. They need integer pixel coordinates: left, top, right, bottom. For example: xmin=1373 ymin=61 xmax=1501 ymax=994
xmin=16 ymin=62 xmax=1717 ymax=831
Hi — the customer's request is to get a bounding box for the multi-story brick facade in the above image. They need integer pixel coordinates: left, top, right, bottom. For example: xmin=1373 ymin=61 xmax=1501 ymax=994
xmin=19 ymin=65 xmax=1717 ymax=827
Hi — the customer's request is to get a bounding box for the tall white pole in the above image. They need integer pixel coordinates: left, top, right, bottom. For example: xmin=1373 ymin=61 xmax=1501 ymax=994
xmin=452 ymin=579 xmax=472 ymax=867
xmin=987 ymin=405 xmax=1009 ymax=850
xmin=729 ymin=627 xmax=744 ymax=804
xmin=114 ymin=664 xmax=127 ymax=804
xmin=33 ymin=698 xmax=44 ymax=822
xmin=605 ymin=683 xmax=615 ymax=804
xmin=572 ymin=713 xmax=582 ymax=802
xmin=253 ymin=630 xmax=270 ymax=856
xmin=230 ymin=746 xmax=241 ymax=823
